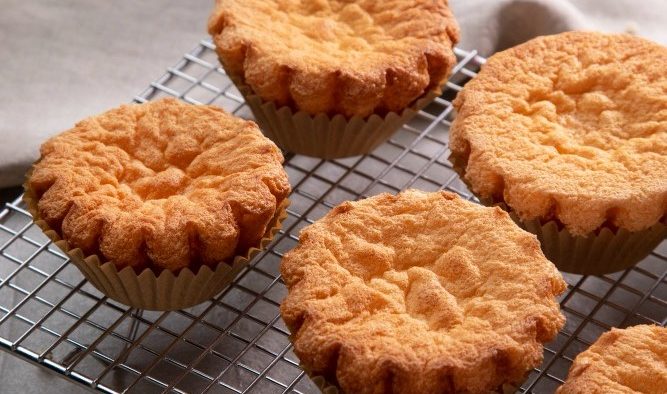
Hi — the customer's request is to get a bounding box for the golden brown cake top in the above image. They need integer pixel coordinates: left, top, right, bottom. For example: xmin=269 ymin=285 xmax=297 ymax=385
xmin=281 ymin=190 xmax=566 ymax=393
xmin=449 ymin=32 xmax=667 ymax=235
xmin=28 ymin=98 xmax=291 ymax=272
xmin=557 ymin=325 xmax=667 ymax=394
xmin=208 ymin=0 xmax=459 ymax=117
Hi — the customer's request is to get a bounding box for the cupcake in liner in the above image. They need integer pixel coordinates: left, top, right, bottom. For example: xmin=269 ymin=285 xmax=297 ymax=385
xmin=24 ymin=184 xmax=288 ymax=311
xmin=281 ymin=191 xmax=566 ymax=393
xmin=227 ymin=71 xmax=440 ymax=159
xmin=207 ymin=0 xmax=460 ymax=159
xmin=22 ymin=99 xmax=292 ymax=311
xmin=449 ymin=154 xmax=667 ymax=275
xmin=446 ymin=32 xmax=667 ymax=276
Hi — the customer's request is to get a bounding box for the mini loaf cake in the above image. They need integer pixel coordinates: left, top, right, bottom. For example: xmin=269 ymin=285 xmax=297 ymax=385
xmin=208 ymin=0 xmax=460 ymax=157
xmin=25 ymin=98 xmax=291 ymax=309
xmin=449 ymin=31 xmax=667 ymax=274
xmin=557 ymin=325 xmax=667 ymax=393
xmin=281 ymin=190 xmax=566 ymax=393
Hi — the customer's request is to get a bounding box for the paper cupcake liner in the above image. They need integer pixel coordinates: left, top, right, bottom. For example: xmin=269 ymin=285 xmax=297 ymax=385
xmin=295 ymin=335 xmax=525 ymax=394
xmin=304 ymin=366 xmax=520 ymax=394
xmin=448 ymin=156 xmax=667 ymax=274
xmin=224 ymin=70 xmax=440 ymax=159
xmin=477 ymin=197 xmax=666 ymax=275
xmin=510 ymin=212 xmax=667 ymax=275
xmin=307 ymin=373 xmax=339 ymax=394
xmin=23 ymin=183 xmax=288 ymax=311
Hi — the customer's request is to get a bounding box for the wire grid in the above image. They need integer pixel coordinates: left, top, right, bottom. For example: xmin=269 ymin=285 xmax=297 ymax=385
xmin=0 ymin=39 xmax=666 ymax=394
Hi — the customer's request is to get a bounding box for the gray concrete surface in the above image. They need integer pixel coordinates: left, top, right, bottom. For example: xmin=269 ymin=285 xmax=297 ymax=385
xmin=0 ymin=1 xmax=211 ymax=391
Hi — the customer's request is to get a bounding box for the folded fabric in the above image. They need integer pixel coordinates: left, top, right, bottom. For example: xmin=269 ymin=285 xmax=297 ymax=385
xmin=0 ymin=0 xmax=665 ymax=188
xmin=451 ymin=0 xmax=667 ymax=56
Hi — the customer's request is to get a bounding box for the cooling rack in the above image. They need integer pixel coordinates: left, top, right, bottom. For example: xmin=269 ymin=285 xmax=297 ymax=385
xmin=1 ymin=38 xmax=666 ymax=394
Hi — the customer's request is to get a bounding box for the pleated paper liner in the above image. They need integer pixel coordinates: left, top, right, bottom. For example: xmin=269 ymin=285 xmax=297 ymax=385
xmin=306 ymin=372 xmax=339 ymax=394
xmin=23 ymin=183 xmax=288 ymax=311
xmin=448 ymin=152 xmax=667 ymax=275
xmin=224 ymin=70 xmax=440 ymax=159
xmin=513 ymin=213 xmax=667 ymax=275
xmin=295 ymin=330 xmax=523 ymax=394
xmin=303 ymin=365 xmax=521 ymax=394
xmin=484 ymin=197 xmax=665 ymax=276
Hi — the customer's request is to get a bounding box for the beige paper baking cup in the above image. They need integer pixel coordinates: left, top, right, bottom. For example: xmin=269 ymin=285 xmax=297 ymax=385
xmin=304 ymin=366 xmax=519 ymax=394
xmin=307 ymin=373 xmax=339 ymax=394
xmin=478 ymin=198 xmax=667 ymax=276
xmin=449 ymin=154 xmax=667 ymax=275
xmin=225 ymin=71 xmax=440 ymax=159
xmin=296 ymin=334 xmax=523 ymax=394
xmin=512 ymin=214 xmax=667 ymax=275
xmin=295 ymin=360 xmax=339 ymax=394
xmin=23 ymin=185 xmax=288 ymax=311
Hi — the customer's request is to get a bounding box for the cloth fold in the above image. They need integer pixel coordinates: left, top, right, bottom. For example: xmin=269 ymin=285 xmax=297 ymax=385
xmin=451 ymin=0 xmax=666 ymax=56
xmin=1 ymin=0 xmax=666 ymax=188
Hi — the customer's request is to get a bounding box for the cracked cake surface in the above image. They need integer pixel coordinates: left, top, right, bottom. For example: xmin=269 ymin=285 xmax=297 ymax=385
xmin=449 ymin=32 xmax=667 ymax=235
xmin=208 ymin=0 xmax=459 ymax=117
xmin=27 ymin=98 xmax=291 ymax=272
xmin=557 ymin=325 xmax=667 ymax=394
xmin=280 ymin=190 xmax=566 ymax=393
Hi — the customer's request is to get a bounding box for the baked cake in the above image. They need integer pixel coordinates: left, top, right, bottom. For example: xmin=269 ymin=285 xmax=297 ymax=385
xmin=449 ymin=32 xmax=667 ymax=236
xmin=281 ymin=190 xmax=566 ymax=393
xmin=557 ymin=325 xmax=667 ymax=393
xmin=26 ymin=98 xmax=291 ymax=272
xmin=208 ymin=0 xmax=460 ymax=117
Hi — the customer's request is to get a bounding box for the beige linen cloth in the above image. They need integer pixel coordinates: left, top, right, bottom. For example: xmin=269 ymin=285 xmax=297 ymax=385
xmin=1 ymin=0 xmax=666 ymax=189
xmin=452 ymin=0 xmax=667 ymax=56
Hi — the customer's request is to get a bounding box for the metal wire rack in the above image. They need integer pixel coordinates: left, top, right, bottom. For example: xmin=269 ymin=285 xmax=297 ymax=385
xmin=0 ymin=38 xmax=665 ymax=394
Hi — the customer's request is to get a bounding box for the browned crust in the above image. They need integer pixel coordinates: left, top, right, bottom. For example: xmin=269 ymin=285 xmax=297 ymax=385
xmin=280 ymin=190 xmax=566 ymax=393
xmin=27 ymin=98 xmax=291 ymax=273
xmin=557 ymin=325 xmax=667 ymax=393
xmin=449 ymin=32 xmax=667 ymax=236
xmin=208 ymin=0 xmax=460 ymax=118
